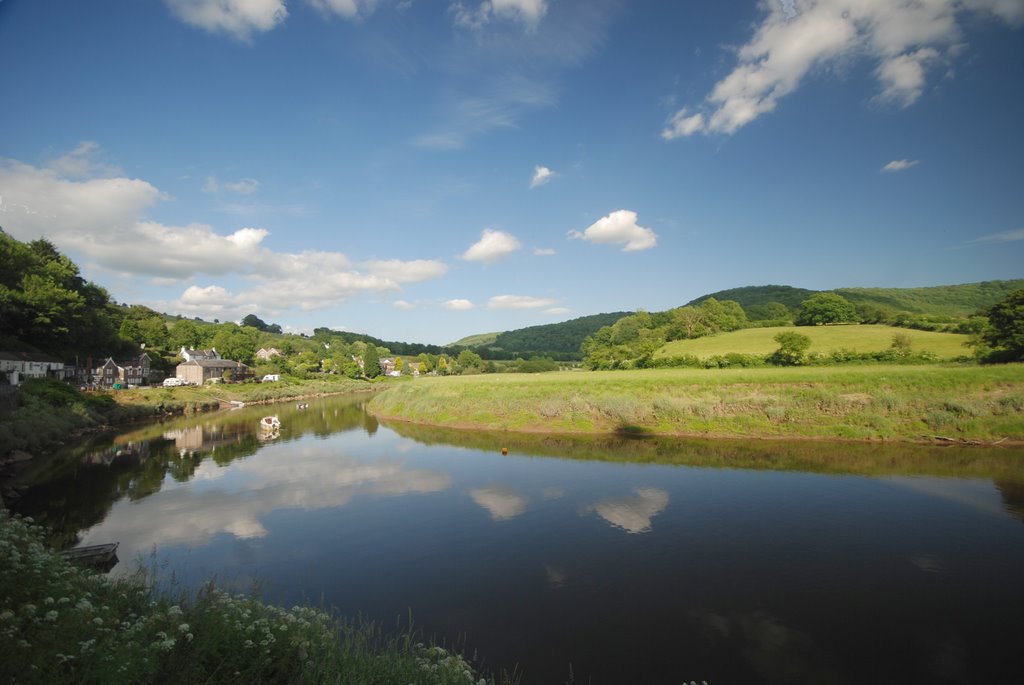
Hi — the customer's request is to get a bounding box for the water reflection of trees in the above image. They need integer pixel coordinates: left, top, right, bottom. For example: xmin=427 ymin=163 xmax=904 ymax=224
xmin=383 ymin=421 xmax=1024 ymax=481
xmin=10 ymin=396 xmax=370 ymax=548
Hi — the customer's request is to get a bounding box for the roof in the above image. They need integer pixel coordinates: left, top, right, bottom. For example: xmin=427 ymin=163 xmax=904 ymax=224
xmin=0 ymin=351 xmax=64 ymax=363
xmin=178 ymin=359 xmax=248 ymax=368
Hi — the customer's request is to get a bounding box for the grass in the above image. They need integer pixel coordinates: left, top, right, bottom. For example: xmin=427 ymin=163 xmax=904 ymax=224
xmin=368 ymin=365 xmax=1024 ymax=443
xmin=0 ymin=511 xmax=513 ymax=685
xmin=655 ymin=324 xmax=970 ymax=360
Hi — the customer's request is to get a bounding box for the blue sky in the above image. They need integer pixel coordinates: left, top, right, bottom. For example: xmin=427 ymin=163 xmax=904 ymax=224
xmin=1 ymin=0 xmax=1022 ymax=344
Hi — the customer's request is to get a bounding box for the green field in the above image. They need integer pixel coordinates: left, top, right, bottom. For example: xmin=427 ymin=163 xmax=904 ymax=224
xmin=655 ymin=324 xmax=970 ymax=360
xmin=449 ymin=331 xmax=500 ymax=347
xmin=368 ymin=365 xmax=1024 ymax=442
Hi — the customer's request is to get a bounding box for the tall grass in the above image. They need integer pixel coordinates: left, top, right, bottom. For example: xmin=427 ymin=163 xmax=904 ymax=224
xmin=368 ymin=366 xmax=1024 ymax=442
xmin=0 ymin=512 xmax=512 ymax=685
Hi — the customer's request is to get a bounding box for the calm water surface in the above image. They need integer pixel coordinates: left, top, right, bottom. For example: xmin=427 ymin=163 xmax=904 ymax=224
xmin=13 ymin=395 xmax=1024 ymax=684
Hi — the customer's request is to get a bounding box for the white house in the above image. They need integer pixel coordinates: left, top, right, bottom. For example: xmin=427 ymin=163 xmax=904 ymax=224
xmin=0 ymin=351 xmax=65 ymax=386
xmin=180 ymin=347 xmax=221 ymax=362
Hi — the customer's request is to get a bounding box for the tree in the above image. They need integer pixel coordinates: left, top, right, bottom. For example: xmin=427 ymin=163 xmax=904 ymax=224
xmin=170 ymin=319 xmax=203 ymax=351
xmin=770 ymin=332 xmax=812 ymax=366
xmin=241 ymin=314 xmax=268 ymax=331
xmin=363 ymin=344 xmax=381 ymax=378
xmin=457 ymin=349 xmax=483 ymax=374
xmin=979 ymin=289 xmax=1024 ymax=361
xmin=796 ymin=293 xmax=858 ymax=326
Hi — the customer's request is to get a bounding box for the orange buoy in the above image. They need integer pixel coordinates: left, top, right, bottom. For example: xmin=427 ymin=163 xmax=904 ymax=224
xmin=501 ymin=447 xmax=509 ymax=455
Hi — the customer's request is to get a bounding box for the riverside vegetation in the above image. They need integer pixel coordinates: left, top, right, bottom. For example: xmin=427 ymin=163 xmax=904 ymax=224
xmin=0 ymin=511 xmax=513 ymax=685
xmin=368 ymin=366 xmax=1024 ymax=442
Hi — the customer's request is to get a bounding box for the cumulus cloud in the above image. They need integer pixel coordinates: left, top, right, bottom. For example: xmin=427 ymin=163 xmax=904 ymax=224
xmin=0 ymin=147 xmax=447 ymax=320
xmin=584 ymin=487 xmax=669 ymax=534
xmin=529 ymin=165 xmax=555 ymax=188
xmin=662 ymin=0 xmax=1024 ymax=138
xmin=362 ymin=259 xmax=449 ymax=283
xmin=451 ymin=0 xmax=548 ymax=30
xmin=533 ymin=247 xmax=556 ymax=256
xmin=487 ymin=294 xmax=556 ymax=310
xmin=460 ymin=228 xmax=522 ymax=263
xmin=392 ymin=299 xmax=414 ymax=310
xmin=881 ymin=159 xmax=919 ymax=173
xmin=164 ymin=0 xmax=288 ymax=40
xmin=45 ymin=141 xmax=121 ymax=178
xmin=970 ymin=228 xmax=1024 ymax=244
xmin=569 ymin=210 xmax=657 ymax=252
xmin=469 ymin=486 xmax=528 ymax=521
xmin=307 ymin=0 xmax=378 ymax=20
xmin=444 ymin=298 xmax=475 ymax=310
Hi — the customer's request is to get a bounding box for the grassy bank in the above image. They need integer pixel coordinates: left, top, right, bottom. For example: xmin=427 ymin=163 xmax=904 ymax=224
xmin=0 ymin=512 xmax=512 ymax=685
xmin=368 ymin=365 xmax=1024 ymax=442
xmin=0 ymin=377 xmax=375 ymax=463
xmin=655 ymin=324 xmax=969 ymax=360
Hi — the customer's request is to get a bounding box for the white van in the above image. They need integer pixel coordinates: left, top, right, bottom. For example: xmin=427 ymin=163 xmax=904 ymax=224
xmin=162 ymin=377 xmax=186 ymax=387
xmin=262 ymin=374 xmax=281 ymax=382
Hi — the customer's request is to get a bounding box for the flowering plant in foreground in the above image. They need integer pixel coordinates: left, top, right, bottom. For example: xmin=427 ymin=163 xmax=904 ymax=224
xmin=0 ymin=511 xmax=506 ymax=685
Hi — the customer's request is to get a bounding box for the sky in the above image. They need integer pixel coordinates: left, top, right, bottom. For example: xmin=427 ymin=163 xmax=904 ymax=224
xmin=1 ymin=0 xmax=1022 ymax=345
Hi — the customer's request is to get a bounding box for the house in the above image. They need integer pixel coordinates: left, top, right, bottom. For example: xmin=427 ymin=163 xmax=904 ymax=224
xmin=176 ymin=359 xmax=251 ymax=385
xmin=94 ymin=353 xmax=153 ymax=387
xmin=256 ymin=347 xmax=281 ymax=361
xmin=0 ymin=351 xmax=65 ymax=386
xmin=180 ymin=347 xmax=221 ymax=362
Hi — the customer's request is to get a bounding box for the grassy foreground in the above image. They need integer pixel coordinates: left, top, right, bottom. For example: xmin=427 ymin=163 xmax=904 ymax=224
xmin=0 ymin=512 xmax=511 ymax=685
xmin=368 ymin=366 xmax=1024 ymax=442
xmin=656 ymin=324 xmax=969 ymax=360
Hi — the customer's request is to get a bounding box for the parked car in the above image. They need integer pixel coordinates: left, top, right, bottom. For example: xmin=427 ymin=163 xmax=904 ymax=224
xmin=262 ymin=374 xmax=281 ymax=382
xmin=162 ymin=377 xmax=186 ymax=387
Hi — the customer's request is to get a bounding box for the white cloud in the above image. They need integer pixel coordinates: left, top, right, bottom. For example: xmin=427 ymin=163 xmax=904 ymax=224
xmin=529 ymin=165 xmax=555 ymax=188
xmin=362 ymin=259 xmax=449 ymax=283
xmin=450 ymin=0 xmax=548 ymax=30
xmin=0 ymin=147 xmax=447 ymax=320
xmin=202 ymin=176 xmax=219 ymax=193
xmin=585 ymin=487 xmax=669 ymax=534
xmin=542 ymin=307 xmax=571 ymax=316
xmin=469 ymin=486 xmax=527 ymax=521
xmin=881 ymin=159 xmax=920 ymax=172
xmin=487 ymin=294 xmax=555 ymax=310
xmin=307 ymin=0 xmax=378 ymax=20
xmin=164 ymin=0 xmax=288 ymax=40
xmin=392 ymin=299 xmax=414 ymax=310
xmin=970 ymin=228 xmax=1024 ymax=244
xmin=569 ymin=209 xmax=657 ymax=252
xmin=444 ymin=298 xmax=475 ymax=310
xmin=533 ymin=247 xmax=555 ymax=256
xmin=45 ymin=141 xmax=121 ymax=178
xmin=460 ymin=228 xmax=522 ymax=263
xmin=662 ymin=0 xmax=1024 ymax=138
xmin=224 ymin=178 xmax=261 ymax=194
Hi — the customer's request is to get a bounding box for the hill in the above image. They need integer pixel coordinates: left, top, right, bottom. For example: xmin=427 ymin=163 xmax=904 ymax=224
xmin=687 ymin=285 xmax=816 ymax=310
xmin=450 ymin=332 xmax=500 ymax=347
xmin=688 ymin=280 xmax=1024 ymax=319
xmin=459 ymin=312 xmax=631 ymax=361
xmin=655 ymin=325 xmax=970 ymax=360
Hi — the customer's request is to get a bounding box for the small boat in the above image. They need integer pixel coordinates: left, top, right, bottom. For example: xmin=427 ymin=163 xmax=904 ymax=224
xmin=260 ymin=415 xmax=281 ymax=431
xmin=60 ymin=543 xmax=119 ymax=571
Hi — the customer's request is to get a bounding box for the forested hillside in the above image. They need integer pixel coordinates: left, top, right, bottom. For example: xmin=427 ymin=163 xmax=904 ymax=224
xmin=483 ymin=312 xmax=631 ymax=360
xmin=834 ymin=281 xmax=1024 ymax=318
xmin=687 ymin=285 xmax=816 ymax=311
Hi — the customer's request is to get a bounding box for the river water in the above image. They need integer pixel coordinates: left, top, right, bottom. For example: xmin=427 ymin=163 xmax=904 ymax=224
xmin=11 ymin=394 xmax=1024 ymax=683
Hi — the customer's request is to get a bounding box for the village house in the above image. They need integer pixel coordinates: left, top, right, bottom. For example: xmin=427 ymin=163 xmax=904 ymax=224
xmin=0 ymin=351 xmax=65 ymax=386
xmin=255 ymin=347 xmax=281 ymax=361
xmin=94 ymin=353 xmax=153 ymax=388
xmin=176 ymin=358 xmax=251 ymax=385
xmin=179 ymin=347 xmax=221 ymax=362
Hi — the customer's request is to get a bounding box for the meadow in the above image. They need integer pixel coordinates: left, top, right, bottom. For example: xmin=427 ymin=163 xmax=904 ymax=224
xmin=368 ymin=365 xmax=1024 ymax=442
xmin=655 ymin=324 xmax=970 ymax=360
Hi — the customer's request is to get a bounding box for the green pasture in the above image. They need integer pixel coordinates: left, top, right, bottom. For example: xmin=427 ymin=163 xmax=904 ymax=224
xmin=368 ymin=365 xmax=1024 ymax=442
xmin=655 ymin=324 xmax=970 ymax=360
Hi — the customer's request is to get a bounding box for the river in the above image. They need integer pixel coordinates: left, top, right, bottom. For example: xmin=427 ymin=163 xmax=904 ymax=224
xmin=10 ymin=394 xmax=1024 ymax=683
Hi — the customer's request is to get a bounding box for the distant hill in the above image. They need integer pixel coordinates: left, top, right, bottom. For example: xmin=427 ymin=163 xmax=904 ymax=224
xmin=450 ymin=332 xmax=501 ymax=347
xmin=687 ymin=285 xmax=816 ymax=310
xmin=833 ymin=280 xmax=1024 ymax=318
xmin=688 ymin=280 xmax=1024 ymax=318
xmin=460 ymin=312 xmax=631 ymax=361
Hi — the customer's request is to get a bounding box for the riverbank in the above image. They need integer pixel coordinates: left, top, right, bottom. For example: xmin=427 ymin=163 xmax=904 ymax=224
xmin=0 ymin=377 xmax=378 ymax=496
xmin=368 ymin=365 xmax=1024 ymax=443
xmin=0 ymin=511 xmax=512 ymax=685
